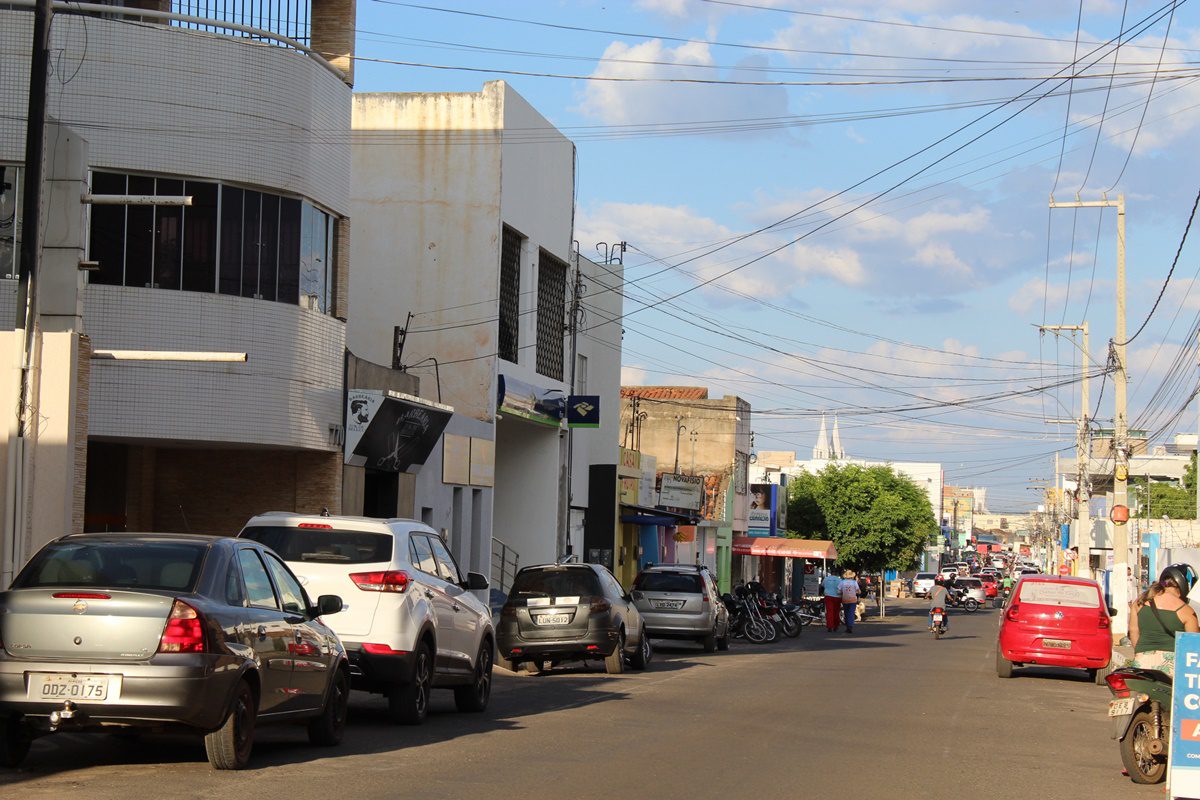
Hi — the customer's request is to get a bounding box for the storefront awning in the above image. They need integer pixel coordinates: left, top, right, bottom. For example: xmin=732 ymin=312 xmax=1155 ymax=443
xmin=732 ymin=536 xmax=837 ymax=560
xmin=345 ymin=390 xmax=453 ymax=472
xmin=620 ymin=503 xmax=697 ymax=526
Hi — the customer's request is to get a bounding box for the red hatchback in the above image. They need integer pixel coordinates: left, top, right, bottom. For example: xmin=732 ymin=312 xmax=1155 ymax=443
xmin=978 ymin=574 xmax=999 ymax=598
xmin=996 ymin=576 xmax=1113 ymax=681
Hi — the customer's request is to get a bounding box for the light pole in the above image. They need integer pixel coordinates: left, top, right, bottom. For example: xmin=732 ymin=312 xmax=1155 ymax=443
xmin=689 ymin=429 xmax=699 ymax=475
xmin=673 ymin=417 xmax=688 ymax=474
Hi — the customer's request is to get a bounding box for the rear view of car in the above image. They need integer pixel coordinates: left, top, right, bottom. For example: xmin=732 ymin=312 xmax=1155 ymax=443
xmin=912 ymin=573 xmax=936 ymax=598
xmin=996 ymin=576 xmax=1113 ymax=681
xmin=632 ymin=566 xmax=729 ymax=652
xmin=956 ymin=578 xmax=986 ymax=604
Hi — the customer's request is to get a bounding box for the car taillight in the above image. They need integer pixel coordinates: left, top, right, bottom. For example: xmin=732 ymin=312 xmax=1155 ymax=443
xmin=1099 ymin=610 xmax=1111 ymax=629
xmin=349 ymin=570 xmax=410 ymax=592
xmin=52 ymin=592 xmax=111 ymax=599
xmin=158 ymin=599 xmax=205 ymax=654
xmin=361 ymin=643 xmax=410 ymax=655
xmin=1106 ymin=673 xmax=1130 ymax=697
xmin=298 ymin=523 xmax=333 ymax=529
xmin=590 ymin=599 xmax=611 ymax=614
xmin=1005 ymin=603 xmax=1020 ymax=622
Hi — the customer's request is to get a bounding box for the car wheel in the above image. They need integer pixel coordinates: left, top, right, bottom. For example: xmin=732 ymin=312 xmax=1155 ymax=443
xmin=701 ymin=627 xmax=717 ymax=653
xmin=996 ymin=650 xmax=1014 ymax=679
xmin=387 ymin=642 xmax=432 ymax=725
xmin=605 ymin=631 xmax=626 ymax=675
xmin=0 ymin=716 xmax=31 ymax=769
xmin=307 ymin=667 xmax=349 ymax=746
xmin=454 ymin=641 xmax=493 ymax=713
xmin=716 ymin=627 xmax=730 ymax=651
xmin=629 ymin=627 xmax=652 ymax=670
xmin=205 ymin=680 xmax=257 ymax=770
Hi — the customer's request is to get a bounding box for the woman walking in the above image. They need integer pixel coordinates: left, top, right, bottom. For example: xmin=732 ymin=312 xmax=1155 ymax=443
xmin=1129 ymin=563 xmax=1199 ymax=676
xmin=839 ymin=570 xmax=861 ymax=634
xmin=822 ymin=567 xmax=843 ymax=632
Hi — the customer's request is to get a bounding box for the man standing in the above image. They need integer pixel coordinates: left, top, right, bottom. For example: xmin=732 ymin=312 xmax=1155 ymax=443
xmin=839 ymin=570 xmax=861 ymax=634
xmin=822 ymin=568 xmax=842 ymax=632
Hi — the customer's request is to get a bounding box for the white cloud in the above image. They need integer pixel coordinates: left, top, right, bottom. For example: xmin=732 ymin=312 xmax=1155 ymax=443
xmin=621 ymin=365 xmax=650 ymax=385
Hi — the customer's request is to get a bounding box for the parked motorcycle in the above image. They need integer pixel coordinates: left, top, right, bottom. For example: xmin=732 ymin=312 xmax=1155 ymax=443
xmin=723 ymin=590 xmax=774 ymax=644
xmin=1106 ymin=667 xmax=1172 ymax=784
xmin=767 ymin=592 xmax=802 ymax=638
xmin=930 ymin=607 xmax=947 ymax=639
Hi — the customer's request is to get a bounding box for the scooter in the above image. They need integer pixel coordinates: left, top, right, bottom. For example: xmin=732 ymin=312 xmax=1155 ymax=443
xmin=946 ymin=589 xmax=980 ymax=613
xmin=1106 ymin=667 xmax=1173 ymax=785
xmin=930 ymin=607 xmax=947 ymax=639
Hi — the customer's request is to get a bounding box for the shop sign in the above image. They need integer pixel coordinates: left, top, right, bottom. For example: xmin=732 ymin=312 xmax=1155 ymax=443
xmin=660 ymin=473 xmax=703 ymax=510
xmin=1169 ymin=633 xmax=1200 ymax=797
xmin=567 ymin=395 xmax=601 ymax=428
xmin=748 ymin=508 xmax=771 ymax=536
xmin=345 ymin=390 xmax=453 ymax=472
xmin=639 ymin=454 xmax=658 ymax=506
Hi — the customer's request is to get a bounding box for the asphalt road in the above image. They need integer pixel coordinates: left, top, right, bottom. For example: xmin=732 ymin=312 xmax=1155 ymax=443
xmin=0 ymin=599 xmax=1155 ymax=800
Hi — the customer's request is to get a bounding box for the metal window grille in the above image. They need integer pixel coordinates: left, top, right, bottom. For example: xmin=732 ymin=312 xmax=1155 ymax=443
xmin=535 ymin=250 xmax=567 ymax=381
xmin=170 ymin=0 xmax=311 ymax=45
xmin=498 ymin=226 xmax=522 ymax=363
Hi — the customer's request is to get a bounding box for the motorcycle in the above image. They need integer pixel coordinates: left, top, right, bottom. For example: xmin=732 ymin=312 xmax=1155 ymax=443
xmin=1106 ymin=667 xmax=1172 ymax=784
xmin=723 ymin=590 xmax=775 ymax=644
xmin=770 ymin=593 xmax=803 ymax=638
xmin=993 ymin=584 xmax=1011 ymax=609
xmin=930 ymin=607 xmax=946 ymax=639
xmin=946 ymin=588 xmax=980 ymax=613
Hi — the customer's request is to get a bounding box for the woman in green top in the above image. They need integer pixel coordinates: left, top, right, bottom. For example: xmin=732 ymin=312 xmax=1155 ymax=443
xmin=1129 ymin=564 xmax=1200 ymax=675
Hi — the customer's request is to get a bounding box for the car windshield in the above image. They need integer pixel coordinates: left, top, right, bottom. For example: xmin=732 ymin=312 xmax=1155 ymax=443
xmin=634 ymin=572 xmax=703 ymax=592
xmin=915 ymin=573 xmax=935 ymax=580
xmin=1018 ymin=581 xmax=1099 ymax=608
xmin=510 ymin=567 xmax=602 ymax=599
xmin=241 ymin=525 xmax=393 ymax=564
xmin=13 ymin=540 xmax=208 ymax=592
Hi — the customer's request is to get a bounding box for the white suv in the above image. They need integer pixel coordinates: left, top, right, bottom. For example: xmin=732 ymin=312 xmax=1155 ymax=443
xmin=239 ymin=512 xmax=494 ymax=725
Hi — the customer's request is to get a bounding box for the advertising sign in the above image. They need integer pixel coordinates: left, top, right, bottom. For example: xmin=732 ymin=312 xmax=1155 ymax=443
xmin=748 ymin=508 xmax=771 ymax=536
xmin=639 ymin=455 xmax=658 ymax=507
xmin=660 ymin=473 xmax=703 ymax=510
xmin=566 ymin=395 xmax=601 ymax=428
xmin=345 ymin=390 xmax=452 ymax=472
xmin=1169 ymin=632 xmax=1200 ymax=797
xmin=750 ymin=483 xmax=779 ymax=535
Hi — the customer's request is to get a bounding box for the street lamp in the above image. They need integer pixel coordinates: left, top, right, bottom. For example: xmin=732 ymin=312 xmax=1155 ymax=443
xmin=673 ymin=417 xmax=688 ymax=474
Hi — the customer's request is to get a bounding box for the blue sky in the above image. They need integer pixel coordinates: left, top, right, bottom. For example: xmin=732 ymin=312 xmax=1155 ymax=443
xmin=352 ymin=1 xmax=1200 ymax=511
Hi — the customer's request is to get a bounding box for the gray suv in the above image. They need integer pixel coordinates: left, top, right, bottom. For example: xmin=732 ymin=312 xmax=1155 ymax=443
xmin=632 ymin=565 xmax=729 ymax=652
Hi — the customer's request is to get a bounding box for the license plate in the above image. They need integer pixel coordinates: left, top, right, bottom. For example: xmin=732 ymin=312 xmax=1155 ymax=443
xmin=1109 ymin=697 xmax=1136 ymax=717
xmin=652 ymin=599 xmax=685 ymax=610
xmin=27 ymin=673 xmax=120 ymax=703
xmin=932 ymin=614 xmax=943 ymax=622
xmin=1042 ymin=638 xmax=1071 ymax=649
xmin=534 ymin=614 xmax=570 ymax=626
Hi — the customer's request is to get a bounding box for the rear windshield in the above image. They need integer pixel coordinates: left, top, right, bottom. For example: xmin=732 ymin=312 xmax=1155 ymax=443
xmin=1018 ymin=581 xmax=1099 ymax=608
xmin=241 ymin=526 xmax=393 ymax=564
xmin=915 ymin=573 xmax=935 ymax=580
xmin=958 ymin=579 xmax=982 ymax=588
xmin=14 ymin=541 xmax=208 ymax=592
xmin=634 ymin=572 xmax=703 ymax=593
xmin=510 ymin=567 xmax=602 ymax=599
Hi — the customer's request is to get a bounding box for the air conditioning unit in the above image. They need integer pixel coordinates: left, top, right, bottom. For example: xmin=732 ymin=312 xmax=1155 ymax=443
xmin=301 ymin=294 xmax=320 ymax=311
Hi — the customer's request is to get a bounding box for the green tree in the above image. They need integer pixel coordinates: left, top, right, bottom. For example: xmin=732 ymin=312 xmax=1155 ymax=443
xmin=786 ymin=463 xmax=937 ymax=571
xmin=1134 ymin=452 xmax=1196 ymax=520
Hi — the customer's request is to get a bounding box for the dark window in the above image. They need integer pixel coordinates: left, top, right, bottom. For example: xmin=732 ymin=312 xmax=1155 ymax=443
xmin=277 ymin=197 xmax=301 ymax=304
xmin=259 ymin=193 xmax=279 ymax=301
xmin=13 ymin=541 xmax=208 ymax=592
xmin=219 ymin=186 xmax=243 ymax=295
xmin=264 ymin=553 xmax=308 ymax=614
xmin=535 ymin=249 xmax=567 ymax=380
xmin=427 ymin=536 xmax=462 ymax=584
xmin=498 ymin=225 xmax=522 ymax=363
xmin=408 ymin=535 xmax=439 ymax=576
xmin=241 ymin=189 xmax=261 ymax=298
xmin=237 ymin=549 xmax=278 ymax=609
xmin=153 ymin=178 xmax=183 ymax=290
xmin=182 ymin=180 xmax=217 ymax=292
xmin=125 ymin=175 xmax=154 ymax=288
xmin=633 ymin=572 xmax=703 ymax=593
xmin=88 ymin=171 xmax=125 ymax=286
xmin=224 ymin=559 xmax=246 ymax=607
xmin=0 ymin=166 xmax=19 ymax=280
xmin=240 ymin=526 xmax=393 ymax=564
xmin=509 ymin=566 xmax=602 ymax=599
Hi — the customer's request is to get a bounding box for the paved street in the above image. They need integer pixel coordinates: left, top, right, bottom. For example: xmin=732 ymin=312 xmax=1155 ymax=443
xmin=0 ymin=599 xmax=1150 ymax=800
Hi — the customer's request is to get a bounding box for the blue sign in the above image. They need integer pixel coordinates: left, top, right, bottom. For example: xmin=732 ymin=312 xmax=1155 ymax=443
xmin=566 ymin=395 xmax=601 ymax=428
xmin=1170 ymin=632 xmax=1200 ymax=796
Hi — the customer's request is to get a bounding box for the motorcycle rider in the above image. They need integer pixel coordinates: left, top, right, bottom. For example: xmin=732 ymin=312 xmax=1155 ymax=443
xmin=1129 ymin=563 xmax=1200 ymax=676
xmin=929 ymin=575 xmax=950 ymax=631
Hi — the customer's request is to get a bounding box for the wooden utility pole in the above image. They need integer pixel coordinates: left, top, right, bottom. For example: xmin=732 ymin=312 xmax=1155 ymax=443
xmin=1041 ymin=322 xmax=1091 ymax=576
xmin=1049 ymin=194 xmax=1128 ymax=640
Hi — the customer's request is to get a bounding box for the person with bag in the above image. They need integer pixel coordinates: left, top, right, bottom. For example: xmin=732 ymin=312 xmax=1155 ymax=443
xmin=1129 ymin=563 xmax=1200 ymax=676
xmin=838 ymin=569 xmax=861 ymax=634
xmin=822 ymin=567 xmax=843 ymax=632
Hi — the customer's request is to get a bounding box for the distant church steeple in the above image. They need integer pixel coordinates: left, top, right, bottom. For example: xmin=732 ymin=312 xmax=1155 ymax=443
xmin=814 ymin=415 xmax=830 ymax=460
xmin=831 ymin=415 xmax=845 ymax=459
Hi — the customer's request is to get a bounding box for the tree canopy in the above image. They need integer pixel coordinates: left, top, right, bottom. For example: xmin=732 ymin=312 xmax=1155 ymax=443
xmin=786 ymin=463 xmax=938 ymax=571
xmin=1133 ymin=452 xmax=1196 ymax=520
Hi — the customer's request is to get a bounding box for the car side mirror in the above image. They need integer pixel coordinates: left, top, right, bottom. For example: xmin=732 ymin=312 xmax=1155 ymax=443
xmin=462 ymin=572 xmax=489 ymax=591
xmin=316 ymin=594 xmax=343 ymax=616
xmin=1109 ymin=607 xmax=1118 ymax=617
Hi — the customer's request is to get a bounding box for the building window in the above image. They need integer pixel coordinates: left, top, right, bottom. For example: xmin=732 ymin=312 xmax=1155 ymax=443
xmin=576 ymin=354 xmax=588 ymax=394
xmin=536 ymin=249 xmax=566 ymax=381
xmin=0 ymin=166 xmax=21 ymax=280
xmin=499 ymin=225 xmax=522 ymax=363
xmin=86 ymin=170 xmax=335 ymax=314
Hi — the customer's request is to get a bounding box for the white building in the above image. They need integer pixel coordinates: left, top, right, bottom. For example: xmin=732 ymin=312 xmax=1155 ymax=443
xmin=351 ymin=81 xmax=616 ymax=580
xmin=1 ymin=0 xmax=357 ymax=580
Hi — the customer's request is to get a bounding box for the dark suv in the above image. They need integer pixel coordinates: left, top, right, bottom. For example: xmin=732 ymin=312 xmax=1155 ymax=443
xmin=496 ymin=562 xmax=651 ymax=675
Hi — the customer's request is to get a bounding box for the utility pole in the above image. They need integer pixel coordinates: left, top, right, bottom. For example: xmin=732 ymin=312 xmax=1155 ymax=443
xmin=558 ymin=251 xmax=584 ymax=559
xmin=1050 ymin=194 xmax=1128 ymax=640
xmin=1041 ymin=322 xmax=1091 ymax=577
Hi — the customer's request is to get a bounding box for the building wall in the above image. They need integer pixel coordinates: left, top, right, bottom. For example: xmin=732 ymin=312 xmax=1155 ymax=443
xmin=493 ymin=418 xmax=561 ymax=566
xmin=0 ymin=11 xmax=350 ymax=214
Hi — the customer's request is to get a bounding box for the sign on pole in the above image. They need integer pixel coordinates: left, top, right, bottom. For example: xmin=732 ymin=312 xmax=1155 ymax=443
xmin=1170 ymin=632 xmax=1200 ymax=797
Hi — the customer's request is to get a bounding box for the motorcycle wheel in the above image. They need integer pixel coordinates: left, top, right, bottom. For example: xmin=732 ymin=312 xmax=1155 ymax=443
xmin=1121 ymin=709 xmax=1168 ymax=784
xmin=932 ymin=627 xmax=942 ymax=640
xmin=782 ymin=615 xmax=801 ymax=638
xmin=964 ymin=598 xmax=980 ymax=613
xmin=743 ymin=619 xmax=769 ymax=644
xmin=763 ymin=619 xmax=780 ymax=643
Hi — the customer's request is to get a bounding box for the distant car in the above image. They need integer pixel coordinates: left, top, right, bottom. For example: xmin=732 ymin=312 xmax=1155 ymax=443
xmin=977 ymin=574 xmax=999 ymax=598
xmin=0 ymin=533 xmax=349 ymax=770
xmin=939 ymin=566 xmax=959 ymax=580
xmin=239 ymin=513 xmax=495 ymax=725
xmin=997 ymin=575 xmax=1113 ymax=681
xmin=496 ymin=562 xmax=651 ymax=675
xmin=912 ymin=573 xmax=937 ymax=598
xmin=955 ymin=577 xmax=987 ymax=605
xmin=631 ymin=565 xmax=729 ymax=652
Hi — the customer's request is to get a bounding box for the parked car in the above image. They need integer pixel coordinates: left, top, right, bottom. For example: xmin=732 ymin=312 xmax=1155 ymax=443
xmin=631 ymin=565 xmax=729 ymax=652
xmin=239 ymin=513 xmax=494 ymax=725
xmin=977 ymin=574 xmax=999 ymax=598
xmin=912 ymin=572 xmax=937 ymax=598
xmin=996 ymin=575 xmax=1113 ymax=681
xmin=496 ymin=561 xmax=651 ymax=675
xmin=955 ymin=577 xmax=987 ymax=605
xmin=0 ymin=533 xmax=349 ymax=770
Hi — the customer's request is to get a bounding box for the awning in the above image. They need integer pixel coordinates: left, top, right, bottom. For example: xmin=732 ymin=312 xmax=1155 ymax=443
xmin=732 ymin=536 xmax=837 ymax=560
xmin=344 ymin=389 xmax=453 ymax=472
xmin=620 ymin=503 xmax=697 ymax=526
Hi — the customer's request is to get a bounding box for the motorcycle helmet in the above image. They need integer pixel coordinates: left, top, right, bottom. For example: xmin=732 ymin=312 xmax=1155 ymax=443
xmin=1160 ymin=563 xmax=1198 ymax=598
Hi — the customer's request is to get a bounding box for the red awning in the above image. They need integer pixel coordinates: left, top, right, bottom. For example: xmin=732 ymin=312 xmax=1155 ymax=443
xmin=732 ymin=536 xmax=837 ymax=560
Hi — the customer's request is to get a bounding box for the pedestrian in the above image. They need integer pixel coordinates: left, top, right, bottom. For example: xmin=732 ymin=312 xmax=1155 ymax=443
xmin=822 ymin=567 xmax=842 ymax=632
xmin=839 ymin=569 xmax=861 ymax=633
xmin=1129 ymin=564 xmax=1199 ymax=676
